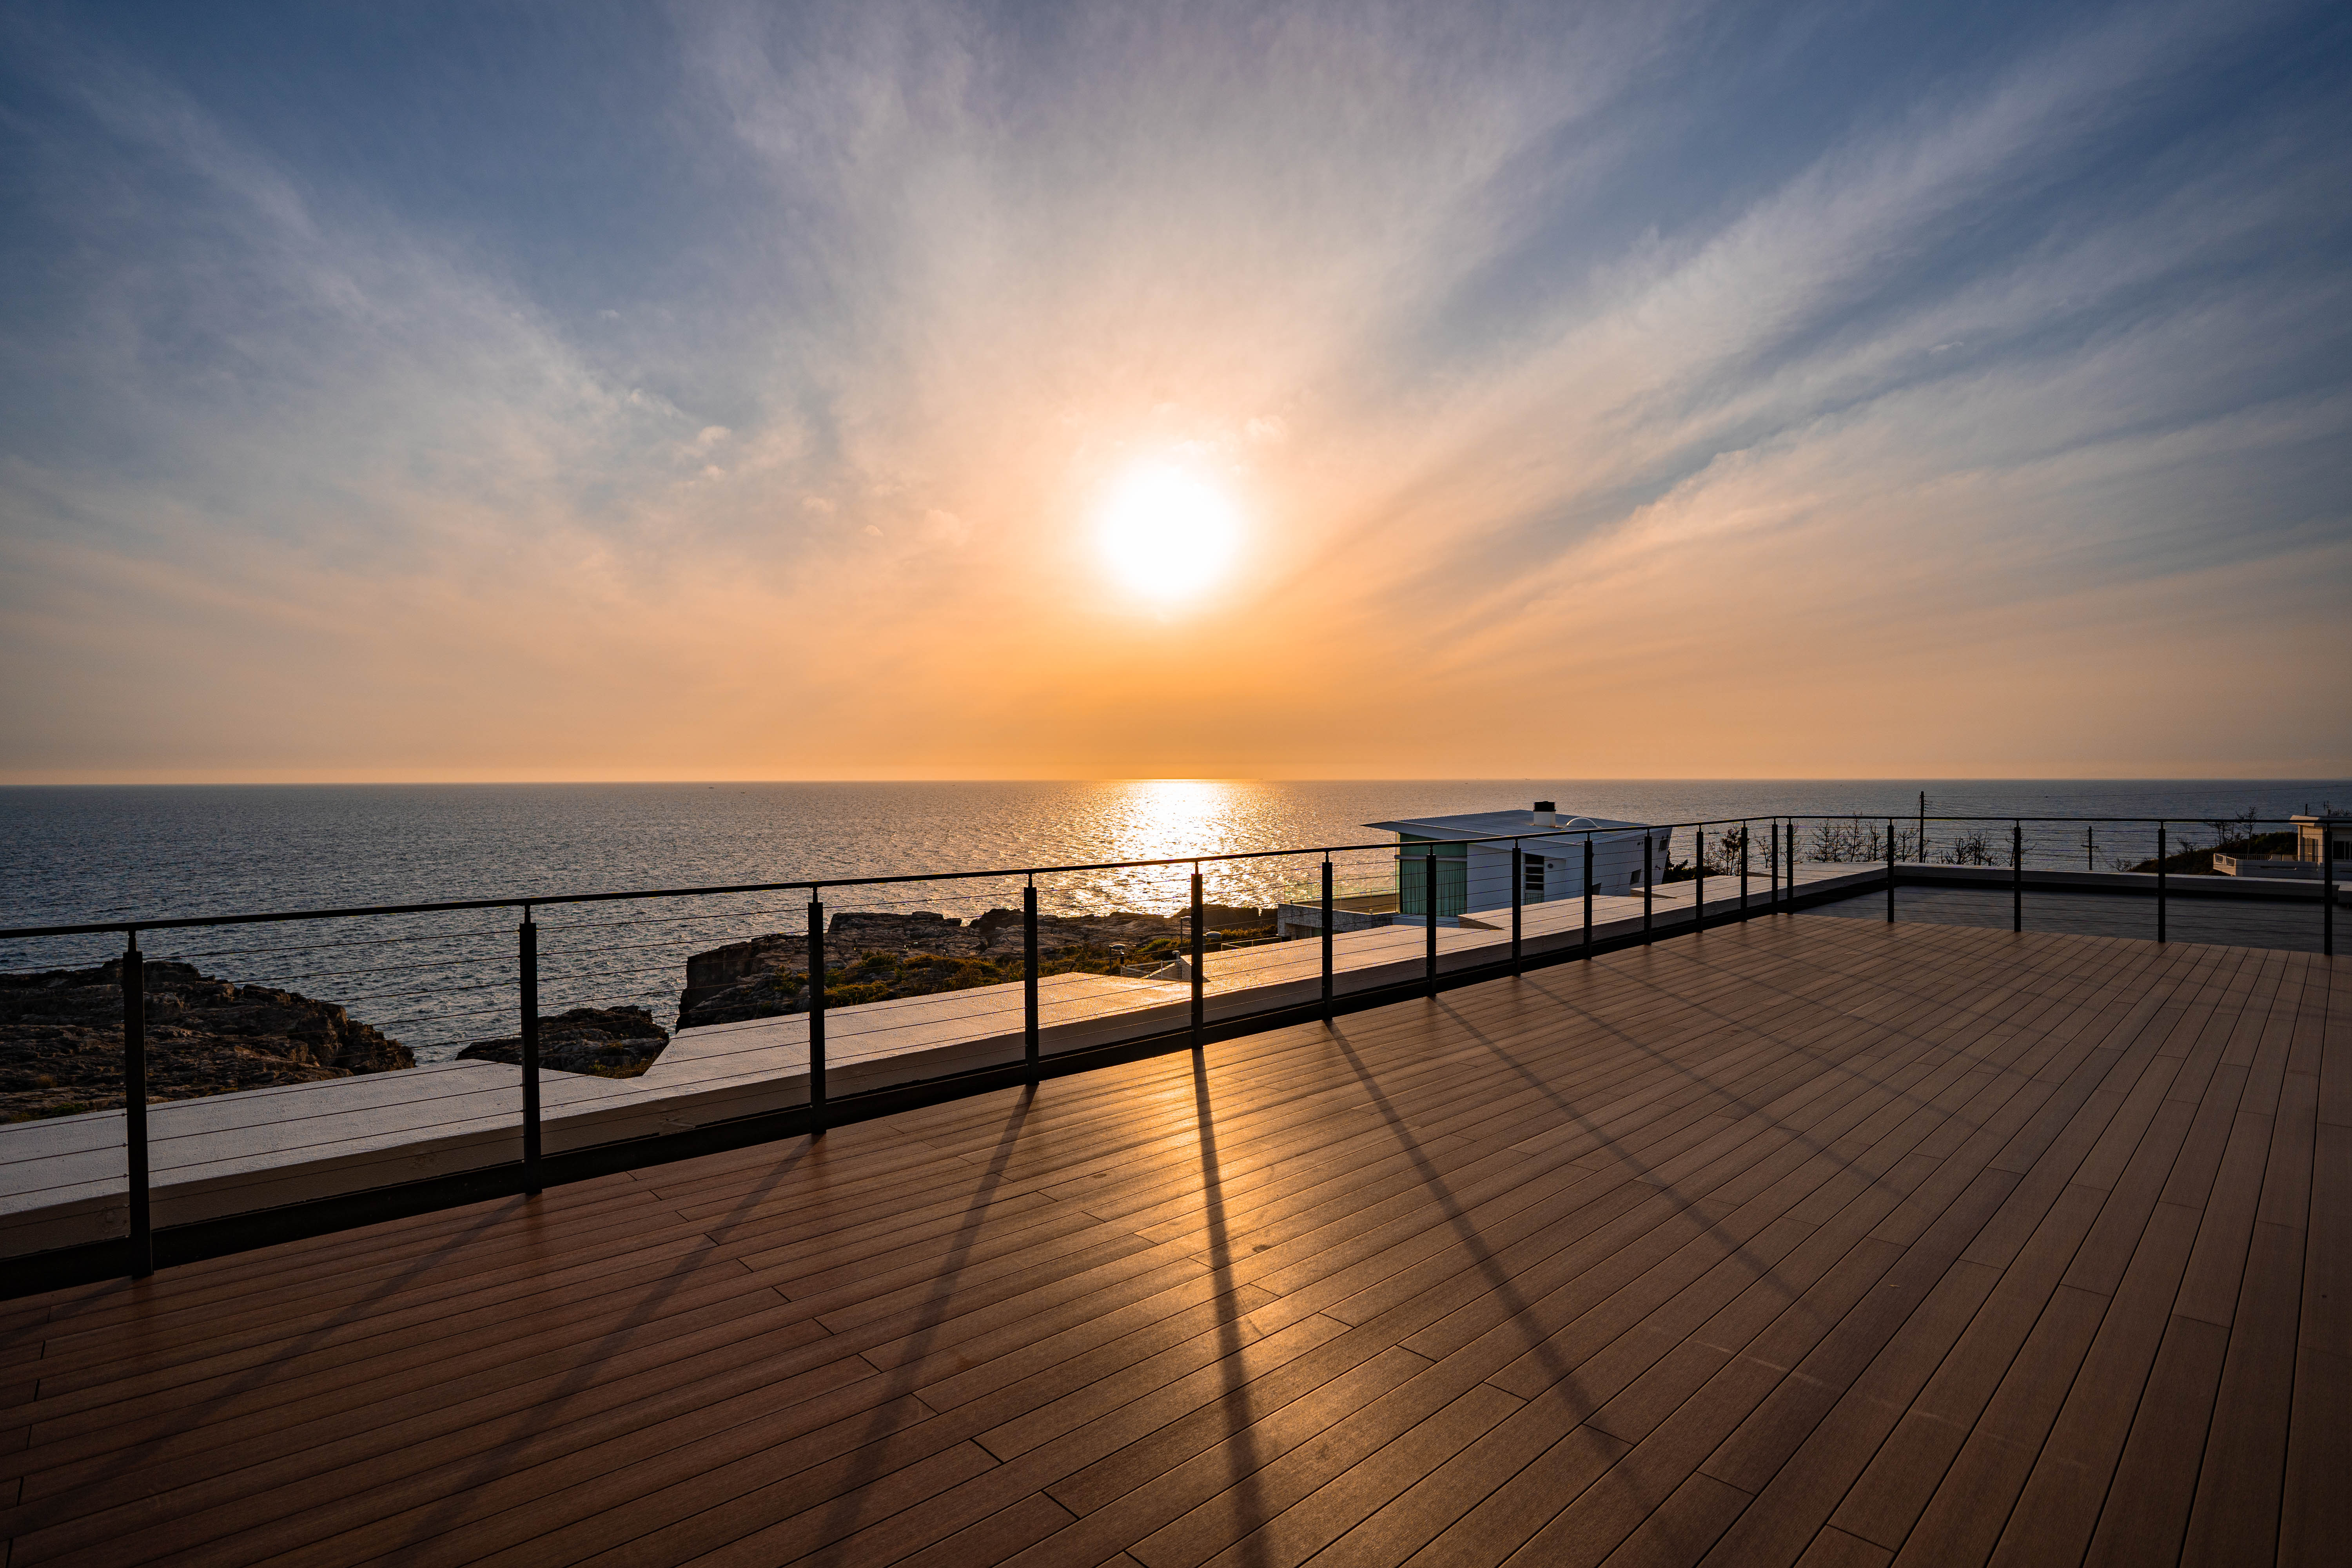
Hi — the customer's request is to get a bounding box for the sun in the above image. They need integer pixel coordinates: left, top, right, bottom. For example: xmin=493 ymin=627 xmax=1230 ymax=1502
xmin=1096 ymin=463 xmax=1242 ymax=601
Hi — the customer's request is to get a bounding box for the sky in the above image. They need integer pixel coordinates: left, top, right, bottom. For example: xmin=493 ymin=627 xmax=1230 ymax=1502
xmin=0 ymin=0 xmax=2347 ymax=784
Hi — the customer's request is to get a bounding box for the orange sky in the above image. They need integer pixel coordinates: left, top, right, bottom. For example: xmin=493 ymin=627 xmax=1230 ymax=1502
xmin=2 ymin=4 xmax=2346 ymax=784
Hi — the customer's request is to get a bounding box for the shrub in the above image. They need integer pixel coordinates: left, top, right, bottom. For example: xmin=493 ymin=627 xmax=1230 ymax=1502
xmin=1943 ymin=831 xmax=1999 ymax=866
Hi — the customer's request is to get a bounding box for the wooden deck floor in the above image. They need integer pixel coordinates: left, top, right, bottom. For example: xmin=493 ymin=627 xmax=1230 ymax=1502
xmin=2 ymin=915 xmax=2343 ymax=1568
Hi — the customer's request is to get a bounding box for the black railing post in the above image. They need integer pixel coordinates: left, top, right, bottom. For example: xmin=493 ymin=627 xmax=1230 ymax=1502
xmin=1740 ymin=822 xmax=1750 ymax=919
xmin=1189 ymin=869 xmax=1205 ymax=1051
xmin=1582 ymin=835 xmax=1593 ymax=955
xmin=2156 ymin=823 xmax=2167 ymax=944
xmin=808 ymin=890 xmax=827 ymax=1132
xmin=122 ymin=931 xmax=151 ymax=1279
xmin=1642 ymin=833 xmax=1655 ymax=943
xmin=1510 ymin=841 xmax=1523 ymax=975
xmin=1886 ymin=817 xmax=1896 ymax=924
xmin=1423 ymin=851 xmax=1439 ymax=997
xmin=1319 ymin=857 xmax=1334 ymax=1022
xmin=1769 ymin=821 xmax=1780 ymax=907
xmin=1787 ymin=817 xmax=1797 ymax=898
xmin=1695 ymin=826 xmax=1706 ymax=935
xmin=2011 ymin=822 xmax=2023 ymax=934
xmin=519 ymin=909 xmax=541 ymax=1196
xmin=2086 ymin=826 xmax=2095 ymax=872
xmin=2324 ymin=826 xmax=2335 ymax=958
xmin=1023 ymin=879 xmax=1039 ymax=1080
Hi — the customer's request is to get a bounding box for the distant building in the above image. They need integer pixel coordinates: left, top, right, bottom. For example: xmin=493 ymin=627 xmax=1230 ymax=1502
xmin=1365 ymin=802 xmax=1669 ymax=919
xmin=2212 ymin=811 xmax=2348 ymax=879
xmin=2295 ymin=812 xmax=2350 ymax=866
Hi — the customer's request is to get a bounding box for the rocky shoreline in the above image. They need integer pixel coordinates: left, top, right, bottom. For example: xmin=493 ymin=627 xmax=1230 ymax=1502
xmin=1 ymin=960 xmax=415 ymax=1122
xmin=456 ymin=1005 xmax=670 ymax=1077
xmin=675 ymin=905 xmax=1276 ymax=1030
xmin=0 ymin=904 xmax=1275 ymax=1121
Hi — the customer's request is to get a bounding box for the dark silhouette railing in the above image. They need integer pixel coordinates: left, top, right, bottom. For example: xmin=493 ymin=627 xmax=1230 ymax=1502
xmin=1 ymin=811 xmax=2337 ymax=1279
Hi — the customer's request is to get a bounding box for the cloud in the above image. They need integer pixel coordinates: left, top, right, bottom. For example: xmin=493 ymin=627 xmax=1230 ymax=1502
xmin=0 ymin=0 xmax=2343 ymax=780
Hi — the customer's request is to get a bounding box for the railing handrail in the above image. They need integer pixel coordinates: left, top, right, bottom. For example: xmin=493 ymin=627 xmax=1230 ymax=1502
xmin=11 ymin=800 xmax=2332 ymax=1285
xmin=0 ymin=810 xmax=2329 ymax=941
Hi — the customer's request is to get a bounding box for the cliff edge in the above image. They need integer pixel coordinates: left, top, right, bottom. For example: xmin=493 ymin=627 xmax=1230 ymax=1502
xmin=1 ymin=959 xmax=414 ymax=1122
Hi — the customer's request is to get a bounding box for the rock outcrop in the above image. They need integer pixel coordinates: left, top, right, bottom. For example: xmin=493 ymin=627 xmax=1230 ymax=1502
xmin=457 ymin=1006 xmax=670 ymax=1077
xmin=1 ymin=959 xmax=414 ymax=1122
xmin=676 ymin=906 xmax=1277 ymax=1030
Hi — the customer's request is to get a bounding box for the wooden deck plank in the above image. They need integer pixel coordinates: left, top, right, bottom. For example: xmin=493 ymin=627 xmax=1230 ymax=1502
xmin=1399 ymin=1160 xmax=2014 ymax=1564
xmin=2279 ymin=1015 xmax=2349 ymax=1568
xmin=2081 ymin=1313 xmax=2230 ymax=1566
xmin=1984 ymin=1203 xmax=2200 ymax=1567
xmin=0 ymin=919 xmax=2333 ymax=1568
xmin=1687 ymin=1031 xmax=2183 ymax=1560
xmin=1392 ymin=940 xmax=2258 ymax=1568
xmin=2178 ymin=1219 xmax=2302 ymax=1566
xmin=1841 ymin=957 xmax=2219 ymax=1534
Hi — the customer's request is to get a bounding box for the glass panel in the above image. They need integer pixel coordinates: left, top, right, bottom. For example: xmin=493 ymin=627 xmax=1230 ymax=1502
xmin=1398 ymin=855 xmax=1469 ymax=916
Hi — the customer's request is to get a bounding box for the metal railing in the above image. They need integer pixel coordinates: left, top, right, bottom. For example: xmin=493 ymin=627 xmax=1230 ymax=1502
xmin=2 ymin=809 xmax=2337 ymax=1280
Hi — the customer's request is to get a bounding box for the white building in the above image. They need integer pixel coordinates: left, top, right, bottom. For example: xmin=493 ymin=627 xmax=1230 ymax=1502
xmin=1365 ymin=801 xmax=1670 ymax=920
xmin=2294 ymin=811 xmax=2350 ymax=867
xmin=2216 ymin=811 xmax=2352 ymax=879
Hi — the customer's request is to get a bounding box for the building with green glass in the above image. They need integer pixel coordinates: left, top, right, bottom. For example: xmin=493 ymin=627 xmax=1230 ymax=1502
xmin=1366 ymin=802 xmax=1668 ymax=921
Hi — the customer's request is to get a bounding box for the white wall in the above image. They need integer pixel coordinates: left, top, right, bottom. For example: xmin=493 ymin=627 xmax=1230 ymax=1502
xmin=1463 ymin=830 xmax=1668 ymax=910
xmin=1465 ymin=845 xmax=1515 ymax=912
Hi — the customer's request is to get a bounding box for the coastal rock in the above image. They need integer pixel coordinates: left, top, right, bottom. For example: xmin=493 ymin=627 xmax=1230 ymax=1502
xmin=0 ymin=959 xmax=415 ymax=1123
xmin=458 ymin=1005 xmax=670 ymax=1078
xmin=675 ymin=905 xmax=1278 ymax=1030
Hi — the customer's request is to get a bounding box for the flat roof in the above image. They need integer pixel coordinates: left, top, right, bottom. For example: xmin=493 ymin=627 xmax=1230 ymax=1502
xmin=1364 ymin=809 xmax=1649 ymax=844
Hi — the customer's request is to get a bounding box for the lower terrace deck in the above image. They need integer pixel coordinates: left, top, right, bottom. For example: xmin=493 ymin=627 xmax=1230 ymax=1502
xmin=3 ymin=914 xmax=2343 ymax=1567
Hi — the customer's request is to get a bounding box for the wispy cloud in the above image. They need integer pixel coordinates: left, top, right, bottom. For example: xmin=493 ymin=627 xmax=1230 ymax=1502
xmin=0 ymin=0 xmax=2344 ymax=780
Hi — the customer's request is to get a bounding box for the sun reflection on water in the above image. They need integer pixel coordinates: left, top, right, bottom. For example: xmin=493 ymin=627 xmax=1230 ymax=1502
xmin=1078 ymin=779 xmax=1310 ymax=914
xmin=1110 ymin=780 xmax=1243 ymax=863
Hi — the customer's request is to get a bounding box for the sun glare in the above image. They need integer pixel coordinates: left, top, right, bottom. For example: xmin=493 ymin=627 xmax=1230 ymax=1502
xmin=1096 ymin=464 xmax=1241 ymax=601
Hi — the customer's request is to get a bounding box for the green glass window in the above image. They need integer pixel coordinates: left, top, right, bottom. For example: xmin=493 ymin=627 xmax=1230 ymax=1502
xmin=1397 ymin=836 xmax=1468 ymax=916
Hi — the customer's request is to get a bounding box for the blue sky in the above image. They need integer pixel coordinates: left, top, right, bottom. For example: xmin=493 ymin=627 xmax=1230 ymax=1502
xmin=1 ymin=1 xmax=2346 ymax=780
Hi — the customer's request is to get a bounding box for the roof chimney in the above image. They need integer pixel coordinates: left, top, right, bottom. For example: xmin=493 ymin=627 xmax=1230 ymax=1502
xmin=1534 ymin=800 xmax=1555 ymax=813
xmin=1533 ymin=799 xmax=1557 ymax=826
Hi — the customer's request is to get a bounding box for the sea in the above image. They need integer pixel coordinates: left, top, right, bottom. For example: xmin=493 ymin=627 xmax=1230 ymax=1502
xmin=3 ymin=780 xmax=2341 ymax=1062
